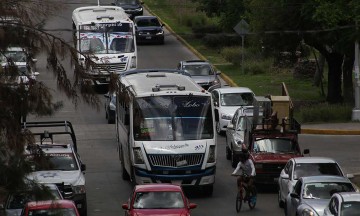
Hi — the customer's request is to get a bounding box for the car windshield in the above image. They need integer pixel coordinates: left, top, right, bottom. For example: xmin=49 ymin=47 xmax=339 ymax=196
xmin=182 ymin=64 xmax=214 ymax=76
xmin=133 ymin=95 xmax=214 ymax=141
xmin=341 ymin=201 xmax=360 ymax=216
xmin=303 ymin=182 xmax=355 ymax=199
xmin=116 ymin=0 xmax=139 ymax=5
xmin=253 ymin=138 xmax=297 ymax=153
xmin=27 ymin=153 xmax=79 ymax=171
xmin=133 ymin=191 xmax=185 ymax=209
xmin=0 ymin=50 xmax=27 ymax=63
xmin=28 ymin=208 xmax=77 ymax=216
xmin=221 ymin=92 xmax=254 ymax=106
xmin=293 ymin=163 xmax=343 ymax=180
xmin=136 ymin=18 xmax=160 ymax=27
xmin=6 ymin=188 xmax=61 ymax=210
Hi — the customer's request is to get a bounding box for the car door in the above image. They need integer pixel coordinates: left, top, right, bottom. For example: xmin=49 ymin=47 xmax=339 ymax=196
xmin=279 ymin=159 xmax=293 ymax=202
xmin=288 ymin=179 xmax=302 ymax=216
xmin=227 ymin=109 xmax=239 ymax=150
xmin=211 ymin=90 xmax=220 ymax=120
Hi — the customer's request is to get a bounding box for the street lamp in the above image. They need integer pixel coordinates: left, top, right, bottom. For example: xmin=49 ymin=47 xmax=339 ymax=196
xmin=352 ymin=22 xmax=360 ymax=121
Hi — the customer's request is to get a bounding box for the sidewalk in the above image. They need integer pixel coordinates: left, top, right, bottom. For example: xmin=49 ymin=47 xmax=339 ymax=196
xmin=301 ymin=122 xmax=360 ymax=135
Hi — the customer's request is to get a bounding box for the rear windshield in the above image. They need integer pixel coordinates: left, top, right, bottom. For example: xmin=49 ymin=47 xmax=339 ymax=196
xmin=293 ymin=163 xmax=343 ymax=180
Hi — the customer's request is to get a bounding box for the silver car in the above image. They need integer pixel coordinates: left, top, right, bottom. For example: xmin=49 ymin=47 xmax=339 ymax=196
xmin=323 ymin=192 xmax=360 ymax=215
xmin=0 ymin=183 xmax=63 ymax=216
xmin=285 ymin=175 xmax=356 ymax=216
xmin=177 ymin=60 xmax=221 ymax=90
xmin=278 ymin=157 xmax=353 ymax=208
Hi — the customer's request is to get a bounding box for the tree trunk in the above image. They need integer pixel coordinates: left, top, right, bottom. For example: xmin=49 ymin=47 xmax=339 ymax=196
xmin=326 ymin=53 xmax=343 ymax=104
xmin=343 ymin=55 xmax=354 ymax=104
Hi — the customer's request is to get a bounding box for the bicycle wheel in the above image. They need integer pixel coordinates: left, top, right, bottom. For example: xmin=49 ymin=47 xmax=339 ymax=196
xmin=248 ymin=186 xmax=257 ymax=209
xmin=236 ymin=190 xmax=243 ymax=212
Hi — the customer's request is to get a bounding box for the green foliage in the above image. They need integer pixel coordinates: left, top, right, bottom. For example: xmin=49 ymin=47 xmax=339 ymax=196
xmin=296 ymin=103 xmax=353 ymax=123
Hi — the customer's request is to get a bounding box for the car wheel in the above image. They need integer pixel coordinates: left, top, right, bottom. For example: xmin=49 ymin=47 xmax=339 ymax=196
xmin=216 ymin=121 xmax=224 ymax=136
xmin=226 ymin=146 xmax=231 ymax=160
xmin=278 ymin=190 xmax=284 ymax=208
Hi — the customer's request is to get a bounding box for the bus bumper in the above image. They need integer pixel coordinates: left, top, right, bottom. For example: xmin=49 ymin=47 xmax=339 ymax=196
xmin=134 ymin=166 xmax=216 ymax=186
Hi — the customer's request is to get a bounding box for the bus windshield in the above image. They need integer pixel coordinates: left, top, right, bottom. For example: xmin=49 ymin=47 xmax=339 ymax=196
xmin=133 ymin=96 xmax=214 ymax=141
xmin=79 ymin=23 xmax=135 ymax=54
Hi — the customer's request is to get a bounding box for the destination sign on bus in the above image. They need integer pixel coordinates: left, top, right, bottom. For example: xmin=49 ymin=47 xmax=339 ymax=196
xmin=80 ymin=22 xmax=131 ymax=32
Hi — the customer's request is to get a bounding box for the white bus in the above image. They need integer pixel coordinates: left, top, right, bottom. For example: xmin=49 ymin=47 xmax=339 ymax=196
xmin=72 ymin=5 xmax=137 ymax=85
xmin=116 ymin=69 xmax=217 ymax=195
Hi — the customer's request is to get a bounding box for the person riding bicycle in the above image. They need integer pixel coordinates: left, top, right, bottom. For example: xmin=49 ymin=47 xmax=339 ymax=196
xmin=231 ymin=144 xmax=256 ymax=199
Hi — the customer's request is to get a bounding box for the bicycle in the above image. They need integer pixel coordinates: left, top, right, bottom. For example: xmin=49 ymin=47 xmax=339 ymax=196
xmin=232 ymin=173 xmax=257 ymax=212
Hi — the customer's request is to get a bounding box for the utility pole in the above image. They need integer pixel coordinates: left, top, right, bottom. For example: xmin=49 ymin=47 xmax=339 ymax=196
xmin=352 ymin=21 xmax=360 ymax=121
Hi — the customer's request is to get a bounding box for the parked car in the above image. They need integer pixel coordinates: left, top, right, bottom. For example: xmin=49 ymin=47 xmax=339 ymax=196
xmin=177 ymin=60 xmax=221 ymax=90
xmin=211 ymin=87 xmax=255 ymax=135
xmin=278 ymin=157 xmax=353 ymax=208
xmin=122 ymin=184 xmax=197 ymax=216
xmin=21 ymin=199 xmax=80 ymax=216
xmin=104 ymin=92 xmax=116 ymax=124
xmin=112 ymin=0 xmax=144 ymax=19
xmin=285 ymin=175 xmax=357 ymax=216
xmin=0 ymin=183 xmax=63 ymax=216
xmin=323 ymin=192 xmax=360 ymax=216
xmin=134 ymin=16 xmax=165 ymax=44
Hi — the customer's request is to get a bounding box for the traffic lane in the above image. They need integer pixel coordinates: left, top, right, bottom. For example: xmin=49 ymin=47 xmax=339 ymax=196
xmin=188 ymin=135 xmax=284 ymax=216
xmin=299 ymin=134 xmax=360 ymax=175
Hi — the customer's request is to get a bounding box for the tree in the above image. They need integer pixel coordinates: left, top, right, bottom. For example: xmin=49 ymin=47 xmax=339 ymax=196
xmin=247 ymin=0 xmax=360 ymax=104
xmin=0 ymin=0 xmax=99 ymax=196
xmin=192 ymin=0 xmax=247 ymax=31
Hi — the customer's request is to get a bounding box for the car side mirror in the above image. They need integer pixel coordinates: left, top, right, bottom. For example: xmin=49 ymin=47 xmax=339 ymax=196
xmin=290 ymin=192 xmax=299 ymax=199
xmin=217 ymin=71 xmax=221 ymax=75
xmin=189 ymin=203 xmax=197 ymax=209
xmin=81 ymin=164 xmax=86 ymax=171
xmin=303 ymin=149 xmax=310 ymax=155
xmin=227 ymin=124 xmax=234 ymax=130
xmin=280 ymin=171 xmax=289 ymax=179
xmin=214 ymin=101 xmax=218 ymax=107
xmin=161 ymin=23 xmax=165 ymax=27
xmin=122 ymin=203 xmax=129 ymax=210
xmin=32 ymin=58 xmax=38 ymax=63
xmin=33 ymin=72 xmax=40 ymax=76
xmin=104 ymin=93 xmax=110 ymax=98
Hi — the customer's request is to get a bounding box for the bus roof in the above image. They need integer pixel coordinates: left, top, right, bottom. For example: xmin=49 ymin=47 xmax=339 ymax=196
xmin=119 ymin=69 xmax=207 ymax=97
xmin=72 ymin=6 xmax=131 ymax=25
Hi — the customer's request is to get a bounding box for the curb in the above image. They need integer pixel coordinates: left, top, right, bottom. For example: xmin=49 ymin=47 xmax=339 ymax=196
xmin=301 ymin=128 xmax=360 ymax=135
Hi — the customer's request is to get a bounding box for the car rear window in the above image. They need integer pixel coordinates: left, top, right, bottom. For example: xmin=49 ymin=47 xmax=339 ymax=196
xmin=293 ymin=163 xmax=343 ymax=180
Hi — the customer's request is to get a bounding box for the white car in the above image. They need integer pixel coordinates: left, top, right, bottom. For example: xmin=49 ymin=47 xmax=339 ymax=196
xmin=211 ymin=87 xmax=255 ymax=135
xmin=0 ymin=47 xmax=39 ymax=86
xmin=324 ymin=192 xmax=360 ymax=215
xmin=278 ymin=157 xmax=353 ymax=208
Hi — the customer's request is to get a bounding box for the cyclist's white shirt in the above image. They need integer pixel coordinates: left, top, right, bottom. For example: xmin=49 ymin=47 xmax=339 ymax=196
xmin=232 ymin=159 xmax=256 ymax=176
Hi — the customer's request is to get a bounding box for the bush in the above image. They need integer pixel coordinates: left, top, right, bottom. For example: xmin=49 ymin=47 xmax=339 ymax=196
xmin=296 ymin=103 xmax=353 ymax=123
xmin=244 ymin=59 xmax=273 ymax=75
xmin=203 ymin=34 xmax=243 ymax=48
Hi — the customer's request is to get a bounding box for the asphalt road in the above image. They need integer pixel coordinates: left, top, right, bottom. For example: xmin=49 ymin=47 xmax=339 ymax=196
xmin=26 ymin=1 xmax=360 ymax=216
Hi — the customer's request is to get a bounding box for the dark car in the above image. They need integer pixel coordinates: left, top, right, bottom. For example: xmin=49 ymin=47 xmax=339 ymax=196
xmin=134 ymin=16 xmax=165 ymax=45
xmin=112 ymin=0 xmax=144 ymax=19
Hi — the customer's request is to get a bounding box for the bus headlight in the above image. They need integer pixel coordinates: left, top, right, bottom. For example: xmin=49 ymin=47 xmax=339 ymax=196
xmin=73 ymin=185 xmax=86 ymax=194
xmin=207 ymin=145 xmax=216 ymax=163
xmin=133 ymin=147 xmax=144 ymax=164
xmin=130 ymin=56 xmax=137 ymax=69
xmin=221 ymin=113 xmax=232 ymax=120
